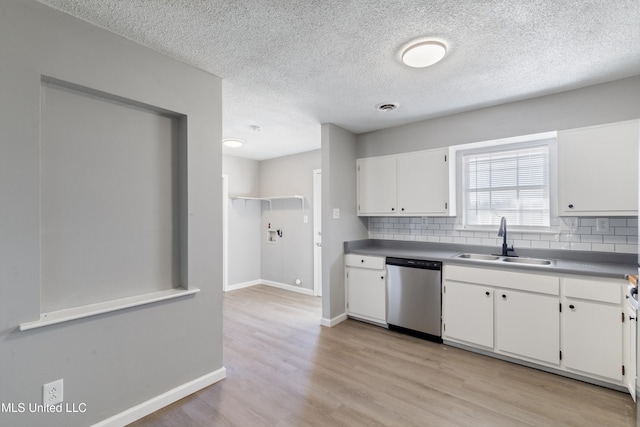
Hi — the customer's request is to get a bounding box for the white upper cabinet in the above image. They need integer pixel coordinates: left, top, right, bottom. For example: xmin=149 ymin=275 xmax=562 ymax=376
xmin=357 ymin=155 xmax=397 ymax=215
xmin=557 ymin=120 xmax=639 ymax=216
xmin=396 ymin=149 xmax=450 ymax=215
xmin=357 ymin=147 xmax=454 ymax=216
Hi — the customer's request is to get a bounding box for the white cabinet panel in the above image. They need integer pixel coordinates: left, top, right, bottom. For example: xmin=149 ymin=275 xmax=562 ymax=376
xmin=563 ymin=300 xmax=623 ymax=382
xmin=345 ymin=254 xmax=386 ymax=270
xmin=345 ymin=256 xmax=387 ymax=325
xmin=558 ymin=120 xmax=639 ymax=216
xmin=496 ymin=290 xmax=560 ymax=365
xmin=396 ymin=148 xmax=450 ymax=215
xmin=357 ymin=156 xmax=396 ymax=215
xmin=625 ymin=303 xmax=637 ymax=400
xmin=357 ymin=148 xmax=454 ymax=216
xmin=443 ymin=281 xmax=493 ymax=348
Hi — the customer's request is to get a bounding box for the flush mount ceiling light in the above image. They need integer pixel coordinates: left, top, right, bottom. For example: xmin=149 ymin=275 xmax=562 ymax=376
xmin=401 ymin=41 xmax=447 ymax=68
xmin=223 ymin=138 xmax=245 ymax=148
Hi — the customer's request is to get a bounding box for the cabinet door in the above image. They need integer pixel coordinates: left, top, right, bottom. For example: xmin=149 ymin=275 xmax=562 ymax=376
xmin=357 ymin=156 xmax=397 ymax=215
xmin=625 ymin=303 xmax=636 ymax=400
xmin=496 ymin=290 xmax=559 ymax=365
xmin=563 ymin=300 xmax=623 ymax=382
xmin=346 ymin=267 xmax=386 ymax=324
xmin=396 ymin=149 xmax=450 ymax=215
xmin=558 ymin=120 xmax=639 ymax=216
xmin=443 ymin=281 xmax=493 ymax=348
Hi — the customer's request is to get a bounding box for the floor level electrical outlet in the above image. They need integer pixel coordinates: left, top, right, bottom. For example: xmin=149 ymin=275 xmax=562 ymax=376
xmin=43 ymin=379 xmax=63 ymax=406
xmin=596 ymin=218 xmax=610 ymax=232
xmin=421 ymin=217 xmax=429 ymax=225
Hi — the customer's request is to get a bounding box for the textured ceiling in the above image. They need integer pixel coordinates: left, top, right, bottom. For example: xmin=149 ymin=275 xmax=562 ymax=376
xmin=37 ymin=0 xmax=640 ymax=160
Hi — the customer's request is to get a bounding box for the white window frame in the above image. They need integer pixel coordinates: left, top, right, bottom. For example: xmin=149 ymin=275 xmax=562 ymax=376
xmin=454 ymin=132 xmax=558 ymax=232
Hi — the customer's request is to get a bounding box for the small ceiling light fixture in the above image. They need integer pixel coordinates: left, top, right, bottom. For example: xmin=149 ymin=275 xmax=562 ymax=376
xmin=401 ymin=40 xmax=447 ymax=68
xmin=375 ymin=102 xmax=399 ymax=112
xmin=223 ymin=138 xmax=245 ymax=148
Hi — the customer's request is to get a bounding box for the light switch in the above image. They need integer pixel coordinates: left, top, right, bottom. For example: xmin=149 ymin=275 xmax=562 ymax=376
xmin=332 ymin=208 xmax=340 ymax=219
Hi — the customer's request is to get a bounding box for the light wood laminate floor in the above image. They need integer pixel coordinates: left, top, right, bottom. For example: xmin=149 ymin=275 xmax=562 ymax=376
xmin=131 ymin=285 xmax=636 ymax=426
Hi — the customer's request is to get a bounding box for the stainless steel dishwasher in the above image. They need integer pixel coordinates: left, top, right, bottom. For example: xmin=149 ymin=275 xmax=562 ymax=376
xmin=386 ymin=257 xmax=442 ymax=342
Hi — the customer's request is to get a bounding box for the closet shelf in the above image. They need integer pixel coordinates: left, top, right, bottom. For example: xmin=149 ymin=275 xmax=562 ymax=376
xmin=230 ymin=195 xmax=306 ymax=220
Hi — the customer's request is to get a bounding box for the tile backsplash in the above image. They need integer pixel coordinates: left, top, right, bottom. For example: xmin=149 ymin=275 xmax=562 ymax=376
xmin=368 ymin=216 xmax=638 ymax=254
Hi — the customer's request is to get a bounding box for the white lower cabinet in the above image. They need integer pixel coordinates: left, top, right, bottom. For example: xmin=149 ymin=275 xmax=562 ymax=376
xmin=562 ymin=276 xmax=624 ymax=383
xmin=345 ymin=254 xmax=386 ymax=325
xmin=625 ymin=301 xmax=637 ymax=400
xmin=443 ymin=281 xmax=493 ymax=348
xmin=496 ymin=290 xmax=560 ymax=365
xmin=563 ymin=300 xmax=622 ymax=381
xmin=443 ymin=264 xmax=628 ymax=391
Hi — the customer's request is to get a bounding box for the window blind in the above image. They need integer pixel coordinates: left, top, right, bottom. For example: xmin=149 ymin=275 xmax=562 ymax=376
xmin=462 ymin=144 xmax=550 ymax=228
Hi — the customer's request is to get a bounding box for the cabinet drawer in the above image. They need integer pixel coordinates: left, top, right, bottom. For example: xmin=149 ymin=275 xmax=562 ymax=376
xmin=563 ymin=277 xmax=622 ymax=304
xmin=345 ymin=254 xmax=385 ymax=270
xmin=445 ymin=265 xmax=559 ymax=295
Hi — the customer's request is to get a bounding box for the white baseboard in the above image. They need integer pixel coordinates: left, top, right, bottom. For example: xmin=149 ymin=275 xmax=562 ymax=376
xmin=225 ymin=279 xmax=261 ymax=292
xmin=92 ymin=367 xmax=227 ymax=427
xmin=321 ymin=312 xmax=347 ymax=327
xmin=262 ymin=280 xmax=315 ymax=296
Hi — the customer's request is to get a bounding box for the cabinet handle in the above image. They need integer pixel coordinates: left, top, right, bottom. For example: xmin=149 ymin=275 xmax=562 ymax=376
xmin=380 ymin=276 xmax=384 ymax=280
xmin=485 ymin=291 xmax=490 ymax=296
xmin=391 ymin=207 xmax=395 ymax=211
xmin=569 ymin=304 xmax=575 ymax=309
xmin=568 ymin=204 xmax=574 ymax=209
xmin=631 ymin=316 xmax=636 ymax=321
xmin=401 ymin=208 xmax=405 ymax=212
xmin=361 ymin=259 xmax=365 ymax=263
xmin=501 ymin=294 xmax=507 ymax=299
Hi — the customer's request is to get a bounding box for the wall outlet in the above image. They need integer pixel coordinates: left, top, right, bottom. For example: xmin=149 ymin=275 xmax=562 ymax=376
xmin=596 ymin=218 xmax=610 ymax=232
xmin=421 ymin=217 xmax=429 ymax=225
xmin=332 ymin=208 xmax=340 ymax=219
xmin=559 ymin=217 xmax=578 ymax=233
xmin=43 ymin=379 xmax=63 ymax=406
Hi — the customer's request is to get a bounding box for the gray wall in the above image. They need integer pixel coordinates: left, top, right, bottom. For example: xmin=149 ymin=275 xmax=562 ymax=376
xmin=260 ymin=150 xmax=321 ymax=290
xmin=321 ymin=124 xmax=369 ymax=321
xmin=223 ymin=155 xmax=261 ymax=285
xmin=358 ymin=76 xmax=640 ymax=158
xmin=0 ymin=2 xmax=223 ymax=426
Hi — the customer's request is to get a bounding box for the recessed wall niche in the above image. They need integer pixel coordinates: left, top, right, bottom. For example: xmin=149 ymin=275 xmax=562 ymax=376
xmin=39 ymin=77 xmax=186 ymax=313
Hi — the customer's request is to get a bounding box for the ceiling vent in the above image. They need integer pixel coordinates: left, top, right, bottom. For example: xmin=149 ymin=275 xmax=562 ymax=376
xmin=376 ymin=103 xmax=399 ymax=112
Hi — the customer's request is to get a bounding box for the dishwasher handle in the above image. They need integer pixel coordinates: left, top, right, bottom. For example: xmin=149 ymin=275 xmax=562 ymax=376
xmin=386 ymin=257 xmax=442 ymax=270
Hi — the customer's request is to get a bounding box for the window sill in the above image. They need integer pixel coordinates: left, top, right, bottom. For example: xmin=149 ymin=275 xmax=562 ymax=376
xmin=19 ymin=287 xmax=200 ymax=331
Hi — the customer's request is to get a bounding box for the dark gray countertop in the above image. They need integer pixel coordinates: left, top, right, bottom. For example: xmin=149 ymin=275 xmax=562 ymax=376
xmin=345 ymin=239 xmax=637 ymax=280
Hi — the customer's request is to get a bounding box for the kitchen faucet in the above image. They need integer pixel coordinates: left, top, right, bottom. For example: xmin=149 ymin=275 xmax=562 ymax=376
xmin=497 ymin=216 xmax=516 ymax=257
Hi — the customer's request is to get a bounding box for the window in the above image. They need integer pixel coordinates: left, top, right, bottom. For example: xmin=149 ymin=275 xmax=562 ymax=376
xmin=460 ymin=139 xmax=552 ymax=229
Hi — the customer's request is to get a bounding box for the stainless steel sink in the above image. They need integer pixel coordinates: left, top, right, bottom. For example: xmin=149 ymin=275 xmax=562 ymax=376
xmin=501 ymin=257 xmax=552 ymax=266
xmin=456 ymin=253 xmax=500 ymax=261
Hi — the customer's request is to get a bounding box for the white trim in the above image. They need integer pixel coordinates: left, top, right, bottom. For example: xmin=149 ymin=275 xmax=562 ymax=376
xmin=321 ymin=312 xmax=348 ymax=327
xmin=222 ymin=174 xmax=229 ymax=292
xmin=313 ymin=169 xmax=322 ymax=297
xmin=19 ymin=288 xmax=200 ymax=331
xmin=225 ymin=279 xmax=262 ymax=292
xmin=92 ymin=368 xmax=226 ymax=427
xmin=262 ymin=280 xmax=315 ymax=296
